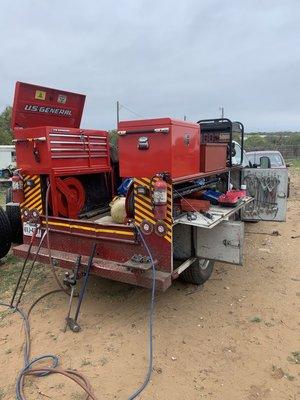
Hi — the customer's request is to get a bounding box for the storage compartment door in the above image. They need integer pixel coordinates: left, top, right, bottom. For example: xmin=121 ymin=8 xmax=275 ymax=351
xmin=195 ymin=221 xmax=244 ymax=265
xmin=242 ymin=168 xmax=288 ymax=221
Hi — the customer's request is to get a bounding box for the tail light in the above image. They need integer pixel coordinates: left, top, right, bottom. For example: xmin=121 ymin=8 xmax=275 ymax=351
xmin=152 ymin=176 xmax=168 ymax=220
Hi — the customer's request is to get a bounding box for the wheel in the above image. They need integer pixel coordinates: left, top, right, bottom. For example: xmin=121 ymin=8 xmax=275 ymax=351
xmin=5 ymin=187 xmax=12 ymax=204
xmin=0 ymin=206 xmax=12 ymax=259
xmin=181 ymin=258 xmax=214 ymax=285
xmin=6 ymin=203 xmax=23 ymax=243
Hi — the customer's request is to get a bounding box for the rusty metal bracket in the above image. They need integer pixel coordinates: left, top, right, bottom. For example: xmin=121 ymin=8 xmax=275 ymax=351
xmin=122 ymin=254 xmax=157 ymax=273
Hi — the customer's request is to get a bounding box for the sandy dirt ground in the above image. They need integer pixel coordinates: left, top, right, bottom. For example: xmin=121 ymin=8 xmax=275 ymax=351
xmin=0 ymin=170 xmax=299 ymax=400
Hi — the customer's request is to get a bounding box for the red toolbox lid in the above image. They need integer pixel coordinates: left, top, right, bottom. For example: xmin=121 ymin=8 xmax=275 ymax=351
xmin=11 ymin=82 xmax=86 ymax=129
xmin=118 ymin=117 xmax=198 ymax=130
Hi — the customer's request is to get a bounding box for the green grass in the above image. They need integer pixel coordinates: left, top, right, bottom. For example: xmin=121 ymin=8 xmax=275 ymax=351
xmin=0 ymin=256 xmax=47 ymax=297
xmin=80 ymin=358 xmax=92 ymax=367
xmin=250 ymin=316 xmax=262 ymax=323
xmin=288 ymin=351 xmax=300 ymax=364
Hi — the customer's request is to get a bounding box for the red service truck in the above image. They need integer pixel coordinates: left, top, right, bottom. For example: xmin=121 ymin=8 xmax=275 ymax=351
xmin=0 ymin=82 xmax=288 ymax=291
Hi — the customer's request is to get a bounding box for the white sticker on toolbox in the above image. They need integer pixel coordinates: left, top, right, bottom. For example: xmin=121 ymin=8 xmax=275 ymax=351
xmin=57 ymin=94 xmax=67 ymax=104
xmin=23 ymin=222 xmax=42 ymax=238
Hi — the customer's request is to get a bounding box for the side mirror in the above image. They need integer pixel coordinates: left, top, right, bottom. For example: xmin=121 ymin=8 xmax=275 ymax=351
xmin=260 ymin=156 xmax=271 ymax=168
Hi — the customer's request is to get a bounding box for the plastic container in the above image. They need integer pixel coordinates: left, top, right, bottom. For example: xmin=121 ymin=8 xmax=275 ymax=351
xmin=110 ymin=196 xmax=126 ymax=223
xmin=241 ymin=184 xmax=247 ymax=196
xmin=180 ymin=198 xmax=210 ymax=212
xmin=218 ymin=190 xmax=246 ymax=207
xmin=201 ymin=189 xmax=222 ymax=205
xmin=117 ymin=178 xmax=133 ymax=196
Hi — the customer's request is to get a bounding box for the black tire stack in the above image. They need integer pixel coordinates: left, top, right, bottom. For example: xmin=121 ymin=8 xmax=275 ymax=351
xmin=6 ymin=203 xmax=23 ymax=243
xmin=0 ymin=206 xmax=12 ymax=259
xmin=5 ymin=186 xmax=23 ymax=244
xmin=0 ymin=187 xmax=23 ymax=260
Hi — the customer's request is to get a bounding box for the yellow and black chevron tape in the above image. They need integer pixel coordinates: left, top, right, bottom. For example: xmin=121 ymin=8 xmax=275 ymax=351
xmin=134 ymin=177 xmax=172 ymax=243
xmin=21 ymin=175 xmax=43 ymax=214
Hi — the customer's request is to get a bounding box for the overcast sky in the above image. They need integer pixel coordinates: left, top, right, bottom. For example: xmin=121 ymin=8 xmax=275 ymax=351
xmin=1 ymin=0 xmax=299 ymax=131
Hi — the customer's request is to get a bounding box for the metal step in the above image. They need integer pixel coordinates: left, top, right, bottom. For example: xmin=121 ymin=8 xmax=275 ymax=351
xmin=13 ymin=244 xmax=172 ymax=291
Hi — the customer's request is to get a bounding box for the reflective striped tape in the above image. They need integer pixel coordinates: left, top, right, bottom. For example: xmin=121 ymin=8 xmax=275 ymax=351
xmin=21 ymin=175 xmax=43 ymax=214
xmin=134 ymin=177 xmax=172 ymax=243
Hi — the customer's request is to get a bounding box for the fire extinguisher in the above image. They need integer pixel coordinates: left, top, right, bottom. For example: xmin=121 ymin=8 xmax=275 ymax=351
xmin=12 ymin=171 xmax=25 ymax=203
xmin=152 ymin=176 xmax=168 ymax=220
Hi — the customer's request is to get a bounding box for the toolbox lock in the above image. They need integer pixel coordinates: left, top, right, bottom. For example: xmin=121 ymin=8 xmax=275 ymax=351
xmin=138 ymin=136 xmax=149 ymax=150
xmin=184 ymin=133 xmax=190 ymax=146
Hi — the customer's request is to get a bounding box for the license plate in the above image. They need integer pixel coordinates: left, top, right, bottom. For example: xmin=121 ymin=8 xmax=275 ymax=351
xmin=23 ymin=222 xmax=42 ymax=238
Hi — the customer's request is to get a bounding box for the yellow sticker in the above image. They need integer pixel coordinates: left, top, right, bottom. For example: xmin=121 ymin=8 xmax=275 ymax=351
xmin=35 ymin=90 xmax=46 ymax=100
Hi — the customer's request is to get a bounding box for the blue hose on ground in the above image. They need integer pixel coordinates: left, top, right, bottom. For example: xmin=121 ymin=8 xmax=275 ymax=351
xmin=0 ymin=302 xmax=59 ymax=400
xmin=128 ymin=225 xmax=156 ymax=400
xmin=0 ymin=224 xmax=156 ymax=399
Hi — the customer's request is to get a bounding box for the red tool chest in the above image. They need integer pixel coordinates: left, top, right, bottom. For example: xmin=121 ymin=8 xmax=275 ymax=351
xmin=12 ymin=82 xmax=111 ymax=175
xmin=13 ymin=126 xmax=110 ymax=175
xmin=118 ymin=118 xmax=200 ymax=178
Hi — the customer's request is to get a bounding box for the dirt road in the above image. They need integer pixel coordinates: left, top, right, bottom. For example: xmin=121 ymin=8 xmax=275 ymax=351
xmin=0 ymin=171 xmax=299 ymax=400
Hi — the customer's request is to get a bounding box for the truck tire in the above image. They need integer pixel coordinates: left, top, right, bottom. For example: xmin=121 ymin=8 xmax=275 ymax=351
xmin=6 ymin=203 xmax=23 ymax=243
xmin=181 ymin=258 xmax=214 ymax=285
xmin=0 ymin=206 xmax=12 ymax=259
xmin=6 ymin=187 xmax=12 ymax=204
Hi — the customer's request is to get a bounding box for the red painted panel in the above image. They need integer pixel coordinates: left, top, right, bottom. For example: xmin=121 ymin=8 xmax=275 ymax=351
xmin=200 ymin=143 xmax=227 ymax=172
xmin=12 ymin=81 xmax=85 ymax=129
xmin=21 ymin=215 xmax=173 ymax=273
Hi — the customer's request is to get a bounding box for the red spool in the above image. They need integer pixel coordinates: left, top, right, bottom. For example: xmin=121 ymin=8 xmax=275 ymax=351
xmin=57 ymin=177 xmax=85 ymax=218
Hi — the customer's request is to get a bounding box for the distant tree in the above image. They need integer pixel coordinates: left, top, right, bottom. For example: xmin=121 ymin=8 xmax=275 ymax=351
xmin=244 ymin=134 xmax=268 ymax=150
xmin=264 ymin=133 xmax=286 ymax=149
xmin=287 ymin=133 xmax=300 ymax=146
xmin=108 ymin=129 xmax=119 ymax=163
xmin=0 ymin=106 xmax=13 ymax=145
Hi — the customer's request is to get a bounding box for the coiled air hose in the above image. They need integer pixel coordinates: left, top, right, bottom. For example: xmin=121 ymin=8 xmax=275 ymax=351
xmin=0 ymin=213 xmax=156 ymax=399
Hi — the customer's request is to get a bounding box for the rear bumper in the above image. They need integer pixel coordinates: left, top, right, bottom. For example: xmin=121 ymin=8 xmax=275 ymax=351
xmin=13 ymin=244 xmax=172 ymax=291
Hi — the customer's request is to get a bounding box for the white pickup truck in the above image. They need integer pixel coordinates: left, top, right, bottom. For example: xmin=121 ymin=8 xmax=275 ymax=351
xmin=0 ymin=145 xmax=15 ymax=178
